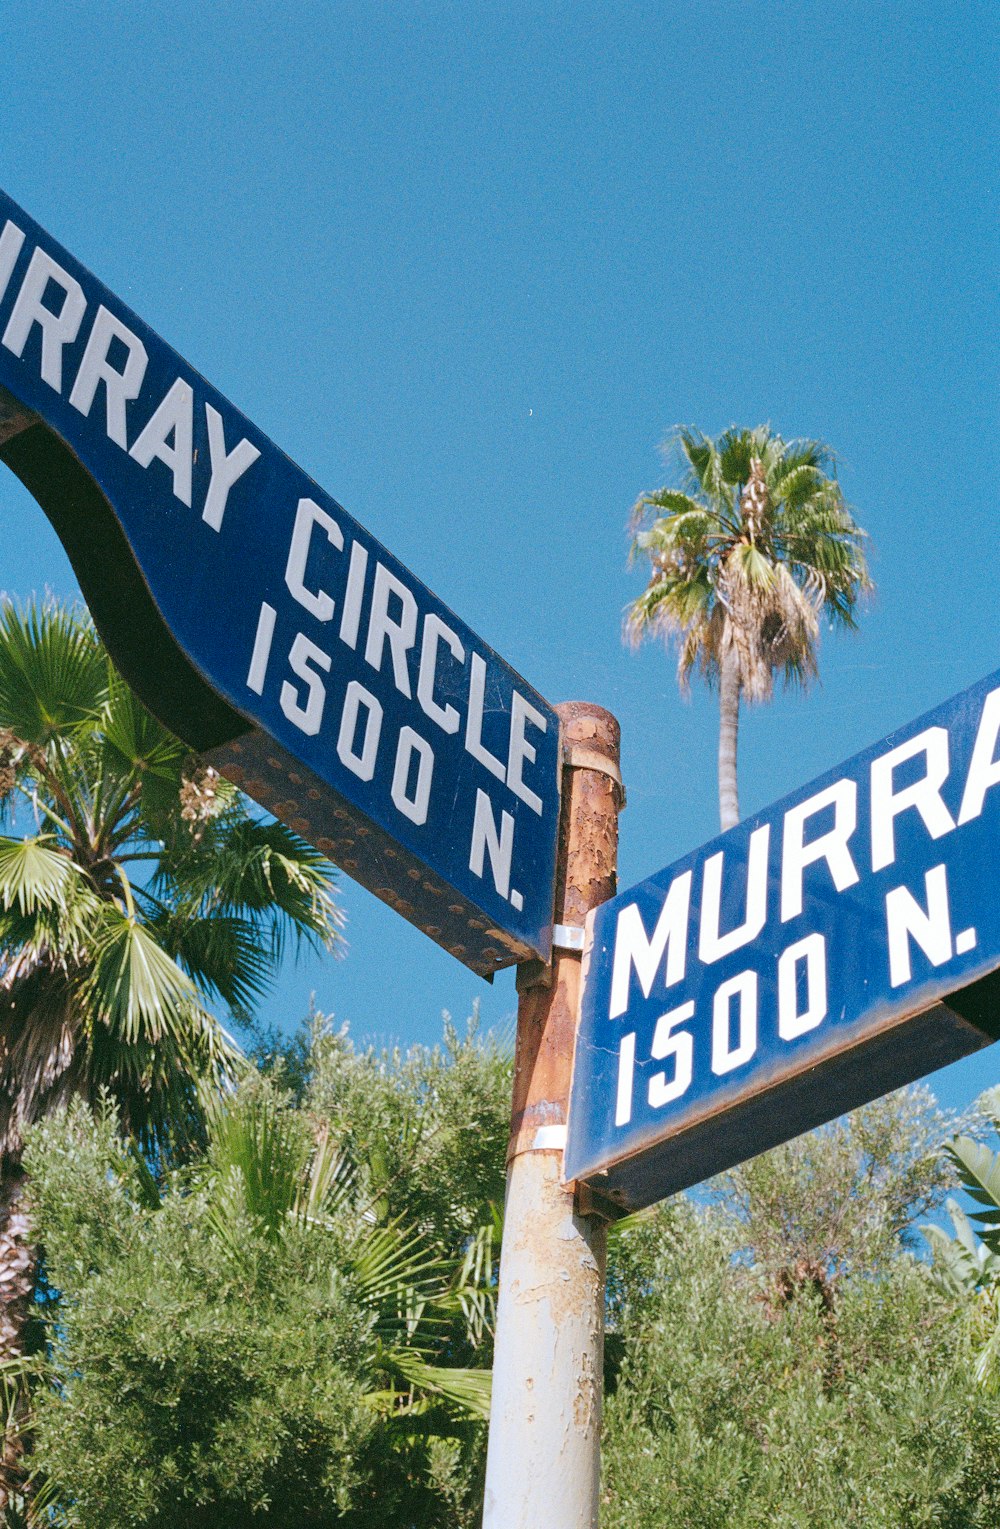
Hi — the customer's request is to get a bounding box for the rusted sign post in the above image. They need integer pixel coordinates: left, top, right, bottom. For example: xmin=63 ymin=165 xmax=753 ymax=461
xmin=483 ymin=703 xmax=623 ymax=1529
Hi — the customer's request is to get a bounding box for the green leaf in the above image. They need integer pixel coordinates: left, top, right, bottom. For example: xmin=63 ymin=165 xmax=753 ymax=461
xmin=947 ymin=1136 xmax=1000 ymax=1218
xmin=0 ymin=836 xmax=74 ymax=914
xmin=386 ymin=1349 xmax=492 ymax=1420
xmin=98 ymin=672 xmax=187 ymax=779
xmin=0 ymin=599 xmax=106 ymax=745
xmin=84 ymin=907 xmax=203 ymax=1045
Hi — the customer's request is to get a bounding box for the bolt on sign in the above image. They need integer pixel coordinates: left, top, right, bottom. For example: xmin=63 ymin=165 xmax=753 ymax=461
xmin=566 ymin=672 xmax=1000 ymax=1213
xmin=0 ymin=190 xmax=560 ymax=975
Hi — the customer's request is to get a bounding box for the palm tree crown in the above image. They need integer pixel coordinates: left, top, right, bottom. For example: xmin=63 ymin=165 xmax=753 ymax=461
xmin=0 ymin=598 xmax=344 ymax=1506
xmin=0 ymin=600 xmax=344 ymax=1159
xmin=626 ymin=425 xmax=870 ymax=830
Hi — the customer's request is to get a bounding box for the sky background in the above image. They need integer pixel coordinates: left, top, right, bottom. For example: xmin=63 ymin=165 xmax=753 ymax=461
xmin=0 ymin=0 xmax=996 ymax=1115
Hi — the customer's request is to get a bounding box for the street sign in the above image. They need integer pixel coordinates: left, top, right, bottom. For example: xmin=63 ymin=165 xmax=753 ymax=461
xmin=566 ymin=670 xmax=1000 ymax=1212
xmin=0 ymin=189 xmax=560 ymax=975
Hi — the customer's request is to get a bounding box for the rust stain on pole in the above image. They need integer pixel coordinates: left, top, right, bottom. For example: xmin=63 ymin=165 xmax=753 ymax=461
xmin=483 ymin=701 xmax=623 ymax=1529
xmin=508 ymin=702 xmax=622 ymax=1161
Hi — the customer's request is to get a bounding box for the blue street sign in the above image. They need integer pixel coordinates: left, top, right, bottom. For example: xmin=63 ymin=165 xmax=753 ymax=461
xmin=566 ymin=671 xmax=1000 ymax=1212
xmin=0 ymin=189 xmax=560 ymax=975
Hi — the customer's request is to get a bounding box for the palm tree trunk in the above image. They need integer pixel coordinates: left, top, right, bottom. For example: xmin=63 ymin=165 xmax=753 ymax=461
xmin=0 ymin=1164 xmax=35 ymax=1512
xmin=718 ymin=648 xmax=741 ymax=831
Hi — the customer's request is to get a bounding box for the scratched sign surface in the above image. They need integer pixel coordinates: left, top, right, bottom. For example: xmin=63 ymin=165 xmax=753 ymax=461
xmin=566 ymin=671 xmax=1000 ymax=1211
xmin=0 ymin=190 xmax=560 ymax=975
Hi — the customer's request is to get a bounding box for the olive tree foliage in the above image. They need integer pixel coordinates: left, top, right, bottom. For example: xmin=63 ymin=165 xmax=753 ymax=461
xmin=602 ymin=1087 xmax=1000 ymax=1528
xmin=19 ymin=1094 xmax=492 ymax=1528
xmin=14 ymin=1015 xmax=1000 ymax=1528
xmin=14 ymin=1013 xmax=511 ymax=1528
xmin=257 ymin=1004 xmax=513 ymax=1251
xmin=715 ymin=1084 xmax=958 ymax=1301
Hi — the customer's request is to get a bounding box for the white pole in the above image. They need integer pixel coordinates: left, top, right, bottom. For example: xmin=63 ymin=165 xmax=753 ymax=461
xmin=482 ymin=702 xmax=623 ymax=1529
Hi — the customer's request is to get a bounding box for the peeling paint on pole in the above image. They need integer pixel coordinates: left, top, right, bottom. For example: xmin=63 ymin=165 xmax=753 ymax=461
xmin=483 ymin=703 xmax=623 ymax=1529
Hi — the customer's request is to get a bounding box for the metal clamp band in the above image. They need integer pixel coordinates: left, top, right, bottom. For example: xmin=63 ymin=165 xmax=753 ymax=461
xmin=563 ymin=742 xmax=626 ymax=807
xmin=563 ymin=743 xmax=622 ymax=786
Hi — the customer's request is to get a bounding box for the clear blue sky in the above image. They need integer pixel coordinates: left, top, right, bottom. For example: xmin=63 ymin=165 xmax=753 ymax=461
xmin=1 ymin=1 xmax=997 ymax=1113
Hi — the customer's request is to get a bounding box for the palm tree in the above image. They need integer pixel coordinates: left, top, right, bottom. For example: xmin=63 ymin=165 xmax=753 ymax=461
xmin=0 ymin=600 xmax=343 ymax=1506
xmin=626 ymin=425 xmax=870 ymax=830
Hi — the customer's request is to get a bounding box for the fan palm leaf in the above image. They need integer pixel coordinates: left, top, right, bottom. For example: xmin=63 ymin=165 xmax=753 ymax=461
xmin=0 ymin=599 xmax=344 ymax=1508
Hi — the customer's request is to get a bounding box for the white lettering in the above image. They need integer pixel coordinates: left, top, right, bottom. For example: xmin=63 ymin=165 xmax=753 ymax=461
xmin=781 ymin=779 xmax=860 ymax=921
xmin=0 ymin=222 xmax=26 ymax=307
xmin=391 ymin=727 xmax=434 ymax=825
xmin=2 ymin=247 xmax=86 ymax=392
xmin=364 ymin=563 xmax=417 ymax=698
xmin=337 ymin=681 xmax=382 ymax=781
xmin=129 ymin=378 xmax=194 ymax=506
xmin=886 ymin=863 xmax=953 ymax=987
xmin=465 ymin=652 xmax=506 ymax=781
xmin=469 ymin=787 xmax=514 ymax=898
xmin=648 ymin=1001 xmax=695 ymax=1108
xmin=609 ymin=872 xmax=693 ymax=1020
xmin=507 ymin=691 xmax=546 ymax=814
xmin=615 ymin=1032 xmax=636 ymax=1127
xmin=68 ymin=305 xmax=148 ymax=448
xmin=417 ymin=613 xmax=465 ymax=735
xmin=246 ymin=602 xmax=276 ymax=694
xmin=871 ymin=726 xmax=955 ymax=872
xmin=203 ymin=403 xmax=260 ymax=531
xmin=699 ymin=824 xmax=770 ymax=963
xmin=711 ymin=970 xmax=758 ymax=1075
xmin=280 ymin=633 xmax=331 ymax=736
xmin=284 ymin=498 xmax=343 ymax=622
xmin=339 ymin=541 xmax=368 ymax=649
xmin=778 ymin=933 xmax=828 ymax=1040
xmin=958 ymin=687 xmax=1000 ymax=825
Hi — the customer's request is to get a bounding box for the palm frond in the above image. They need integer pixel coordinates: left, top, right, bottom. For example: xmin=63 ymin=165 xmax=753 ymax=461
xmin=153 ymin=910 xmax=276 ymax=1019
xmin=162 ymin=814 xmax=343 ymax=958
xmin=349 ymin=1218 xmax=450 ymax=1317
xmin=83 ymin=906 xmax=206 ymax=1047
xmin=0 ymin=837 xmax=74 ymax=915
xmin=384 ymin=1348 xmax=492 ymax=1421
xmin=98 ymin=671 xmax=188 ymax=780
xmin=0 ymin=600 xmax=106 ymax=746
xmin=207 ymin=1092 xmax=310 ymax=1239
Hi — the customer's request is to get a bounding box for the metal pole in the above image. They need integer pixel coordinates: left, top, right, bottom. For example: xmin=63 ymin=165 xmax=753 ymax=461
xmin=483 ymin=702 xmax=623 ymax=1529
